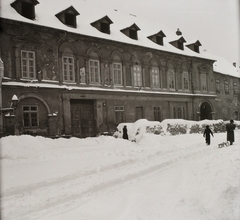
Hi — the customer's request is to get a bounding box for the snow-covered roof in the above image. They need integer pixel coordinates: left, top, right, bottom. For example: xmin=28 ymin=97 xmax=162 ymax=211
xmin=213 ymin=56 xmax=240 ymax=78
xmin=1 ymin=0 xmax=239 ymax=78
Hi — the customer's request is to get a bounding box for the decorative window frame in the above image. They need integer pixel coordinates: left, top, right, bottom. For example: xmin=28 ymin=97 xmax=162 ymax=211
xmin=21 ymin=50 xmax=36 ymax=79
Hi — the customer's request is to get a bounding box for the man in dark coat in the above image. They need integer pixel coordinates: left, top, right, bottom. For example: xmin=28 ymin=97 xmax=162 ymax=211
xmin=203 ymin=125 xmax=214 ymax=145
xmin=122 ymin=125 xmax=128 ymax=140
xmin=226 ymin=120 xmax=236 ymax=145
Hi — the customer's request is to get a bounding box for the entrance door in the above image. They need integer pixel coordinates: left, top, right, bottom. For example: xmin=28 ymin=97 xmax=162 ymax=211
xmin=71 ymin=100 xmax=95 ymax=138
xmin=200 ymin=102 xmax=212 ymax=120
xmin=136 ymin=107 xmax=143 ymax=121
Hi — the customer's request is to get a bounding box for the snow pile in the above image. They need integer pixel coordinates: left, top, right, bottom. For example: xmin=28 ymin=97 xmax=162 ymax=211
xmin=114 ymin=119 xmax=240 ymax=141
xmin=1 ymin=127 xmax=239 ymax=220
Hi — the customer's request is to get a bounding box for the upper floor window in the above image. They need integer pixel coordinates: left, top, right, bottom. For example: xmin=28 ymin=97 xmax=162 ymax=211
xmin=113 ymin=62 xmax=122 ymax=86
xmin=133 ymin=65 xmax=142 ymax=87
xmin=55 ymin=6 xmax=79 ymax=28
xmin=62 ymin=56 xmax=75 ymax=83
xmin=11 ymin=0 xmax=39 ymax=20
xmin=224 ymin=81 xmax=229 ymax=93
xmin=22 ymin=105 xmax=39 ymax=128
xmin=168 ymin=69 xmax=175 ymax=90
xmin=89 ymin=59 xmax=100 ymax=84
xmin=21 ymin=50 xmax=36 ymax=79
xmin=201 ymin=73 xmax=207 ymax=91
xmin=182 ymin=71 xmax=189 ymax=90
xmin=91 ymin=16 xmax=113 ymax=34
xmin=216 ymin=79 xmax=220 ymax=92
xmin=120 ymin=23 xmax=140 ymax=40
xmin=147 ymin=30 xmax=166 ymax=46
xmin=233 ymin=82 xmax=237 ymax=94
xmin=151 ymin=67 xmax=160 ymax=88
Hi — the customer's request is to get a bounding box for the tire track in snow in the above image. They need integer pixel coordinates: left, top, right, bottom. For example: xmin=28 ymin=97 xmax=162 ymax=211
xmin=2 ymin=146 xmax=217 ymax=220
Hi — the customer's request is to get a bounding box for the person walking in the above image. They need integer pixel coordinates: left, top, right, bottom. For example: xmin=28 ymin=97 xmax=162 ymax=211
xmin=122 ymin=125 xmax=129 ymax=140
xmin=226 ymin=119 xmax=236 ymax=145
xmin=203 ymin=125 xmax=214 ymax=145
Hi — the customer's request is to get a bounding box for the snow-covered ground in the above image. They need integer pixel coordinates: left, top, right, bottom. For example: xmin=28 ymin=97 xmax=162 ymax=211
xmin=1 ymin=121 xmax=240 ymax=220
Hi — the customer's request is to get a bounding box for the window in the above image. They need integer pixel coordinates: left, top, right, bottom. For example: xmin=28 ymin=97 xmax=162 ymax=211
xmin=22 ymin=105 xmax=38 ymax=128
xmin=100 ymin=22 xmax=110 ymax=34
xmin=224 ymin=81 xmax=229 ymax=93
xmin=62 ymin=56 xmax=75 ymax=82
xmin=65 ymin=13 xmax=75 ymax=27
xmin=89 ymin=59 xmax=100 ymax=84
xmin=156 ymin=36 xmax=163 ymax=46
xmin=182 ymin=71 xmax=189 ymax=90
xmin=21 ymin=50 xmax=36 ymax=79
xmin=151 ymin=67 xmax=160 ymax=88
xmin=130 ymin=30 xmax=137 ymax=40
xmin=233 ymin=82 xmax=237 ymax=94
xmin=113 ymin=63 xmax=122 ymax=86
xmin=133 ymin=65 xmax=142 ymax=87
xmin=194 ymin=45 xmax=199 ymax=53
xmin=114 ymin=106 xmax=124 ymax=124
xmin=201 ymin=73 xmax=207 ymax=91
xmin=173 ymin=107 xmax=186 ymax=119
xmin=178 ymin=42 xmax=184 ymax=50
xmin=22 ymin=2 xmax=34 ymax=19
xmin=154 ymin=107 xmax=162 ymax=121
xmin=216 ymin=79 xmax=220 ymax=92
xmin=168 ymin=69 xmax=175 ymax=89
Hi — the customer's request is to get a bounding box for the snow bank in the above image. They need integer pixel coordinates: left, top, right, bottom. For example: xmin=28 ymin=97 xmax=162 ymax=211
xmin=114 ymin=119 xmax=240 ymax=141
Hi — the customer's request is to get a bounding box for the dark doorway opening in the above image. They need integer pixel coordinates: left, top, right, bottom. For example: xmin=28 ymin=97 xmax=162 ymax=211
xmin=200 ymin=102 xmax=212 ymax=120
xmin=70 ymin=100 xmax=95 ymax=138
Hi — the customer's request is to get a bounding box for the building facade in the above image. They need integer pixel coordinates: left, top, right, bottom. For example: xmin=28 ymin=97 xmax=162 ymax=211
xmin=0 ymin=0 xmax=239 ymax=137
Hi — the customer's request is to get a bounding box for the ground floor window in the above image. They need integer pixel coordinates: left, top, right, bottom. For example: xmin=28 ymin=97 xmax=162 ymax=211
xmin=153 ymin=107 xmax=162 ymax=121
xmin=114 ymin=106 xmax=124 ymax=124
xmin=173 ymin=106 xmax=186 ymax=119
xmin=22 ymin=105 xmax=39 ymax=128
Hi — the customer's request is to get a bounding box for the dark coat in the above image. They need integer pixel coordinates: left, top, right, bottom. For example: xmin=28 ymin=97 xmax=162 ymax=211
xmin=226 ymin=123 xmax=236 ymax=143
xmin=203 ymin=127 xmax=213 ymax=144
xmin=122 ymin=126 xmax=128 ymax=140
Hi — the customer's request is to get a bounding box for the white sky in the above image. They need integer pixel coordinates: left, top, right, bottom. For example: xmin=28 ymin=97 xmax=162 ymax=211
xmin=98 ymin=0 xmax=239 ymax=65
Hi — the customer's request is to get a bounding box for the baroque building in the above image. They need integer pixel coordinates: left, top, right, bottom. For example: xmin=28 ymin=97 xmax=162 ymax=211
xmin=0 ymin=0 xmax=239 ymax=137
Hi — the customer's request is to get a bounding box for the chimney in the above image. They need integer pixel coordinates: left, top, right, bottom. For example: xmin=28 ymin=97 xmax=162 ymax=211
xmin=233 ymin=62 xmax=236 ymax=67
xmin=176 ymin=28 xmax=182 ymax=36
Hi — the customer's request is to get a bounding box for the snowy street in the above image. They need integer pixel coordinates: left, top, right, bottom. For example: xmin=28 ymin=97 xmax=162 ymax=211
xmin=1 ymin=130 xmax=240 ymax=220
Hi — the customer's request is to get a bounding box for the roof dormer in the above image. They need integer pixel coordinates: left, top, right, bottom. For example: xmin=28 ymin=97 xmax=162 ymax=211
xmin=169 ymin=36 xmax=186 ymax=50
xmin=120 ymin=23 xmax=140 ymax=40
xmin=10 ymin=0 xmax=39 ymax=20
xmin=147 ymin=30 xmax=166 ymax=46
xmin=186 ymin=40 xmax=202 ymax=53
xmin=55 ymin=6 xmax=80 ymax=28
xmin=90 ymin=16 xmax=113 ymax=34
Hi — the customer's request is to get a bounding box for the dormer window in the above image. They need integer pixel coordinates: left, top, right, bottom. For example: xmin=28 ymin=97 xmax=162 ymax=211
xmin=120 ymin=23 xmax=140 ymax=40
xmin=55 ymin=6 xmax=80 ymax=28
xmin=169 ymin=36 xmax=186 ymax=50
xmin=186 ymin=40 xmax=202 ymax=53
xmin=91 ymin=16 xmax=113 ymax=34
xmin=11 ymin=0 xmax=39 ymax=20
xmin=148 ymin=31 xmax=166 ymax=46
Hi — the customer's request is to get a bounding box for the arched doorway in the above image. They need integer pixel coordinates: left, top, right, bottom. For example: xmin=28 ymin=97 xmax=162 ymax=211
xmin=200 ymin=102 xmax=213 ymax=120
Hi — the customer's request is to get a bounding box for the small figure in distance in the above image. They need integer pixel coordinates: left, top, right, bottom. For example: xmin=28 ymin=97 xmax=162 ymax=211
xmin=122 ymin=125 xmax=129 ymax=140
xmin=203 ymin=125 xmax=214 ymax=145
xmin=226 ymin=119 xmax=236 ymax=145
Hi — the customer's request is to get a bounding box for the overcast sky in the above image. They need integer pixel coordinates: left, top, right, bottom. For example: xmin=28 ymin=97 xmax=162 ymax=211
xmin=96 ymin=0 xmax=239 ymax=66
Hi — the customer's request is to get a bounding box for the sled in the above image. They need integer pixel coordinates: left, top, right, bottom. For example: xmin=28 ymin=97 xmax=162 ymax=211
xmin=218 ymin=141 xmax=230 ymax=148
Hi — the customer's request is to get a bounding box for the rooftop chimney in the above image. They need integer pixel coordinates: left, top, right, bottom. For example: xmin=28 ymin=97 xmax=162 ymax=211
xmin=176 ymin=28 xmax=182 ymax=36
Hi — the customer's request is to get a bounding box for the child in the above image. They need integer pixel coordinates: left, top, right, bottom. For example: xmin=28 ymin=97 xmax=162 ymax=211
xmin=203 ymin=125 xmax=214 ymax=145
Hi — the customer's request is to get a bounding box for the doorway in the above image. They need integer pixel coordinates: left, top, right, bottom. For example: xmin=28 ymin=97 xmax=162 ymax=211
xmin=136 ymin=107 xmax=143 ymax=121
xmin=70 ymin=100 xmax=95 ymax=138
xmin=200 ymin=102 xmax=212 ymax=120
